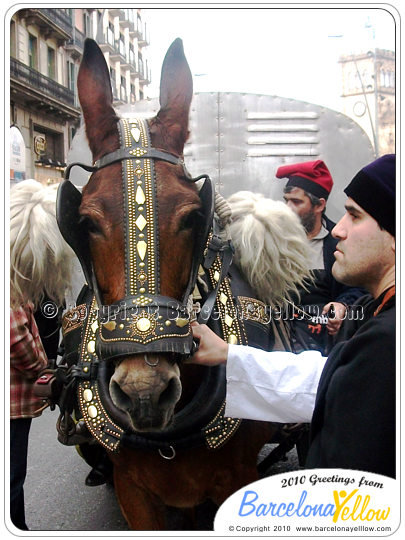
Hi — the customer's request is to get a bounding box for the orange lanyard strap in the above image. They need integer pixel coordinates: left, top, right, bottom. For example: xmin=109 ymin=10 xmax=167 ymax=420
xmin=374 ymin=286 xmax=395 ymax=317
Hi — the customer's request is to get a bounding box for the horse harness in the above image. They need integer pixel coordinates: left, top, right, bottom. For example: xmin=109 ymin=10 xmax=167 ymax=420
xmin=40 ymin=118 xmax=289 ymax=459
xmin=58 ymin=118 xmax=216 ymax=359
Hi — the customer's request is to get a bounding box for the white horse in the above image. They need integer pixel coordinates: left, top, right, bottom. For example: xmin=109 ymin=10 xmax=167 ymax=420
xmin=226 ymin=190 xmax=312 ymax=309
xmin=10 ymin=179 xmax=75 ymax=308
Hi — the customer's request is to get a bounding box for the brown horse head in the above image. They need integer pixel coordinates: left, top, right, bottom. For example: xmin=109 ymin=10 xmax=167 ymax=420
xmin=76 ymin=38 xmax=204 ymax=432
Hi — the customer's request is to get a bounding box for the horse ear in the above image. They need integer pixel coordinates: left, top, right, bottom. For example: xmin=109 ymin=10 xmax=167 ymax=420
xmin=157 ymin=38 xmax=193 ymax=153
xmin=77 ymin=39 xmax=117 ymax=156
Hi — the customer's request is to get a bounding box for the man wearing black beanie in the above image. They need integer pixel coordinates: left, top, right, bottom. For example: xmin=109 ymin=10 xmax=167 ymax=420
xmin=305 ymin=154 xmax=395 ymax=477
xmin=190 ymin=154 xmax=396 ymax=478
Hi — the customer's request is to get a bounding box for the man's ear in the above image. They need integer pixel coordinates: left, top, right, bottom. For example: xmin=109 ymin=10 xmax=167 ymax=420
xmin=315 ymin=198 xmax=327 ymax=214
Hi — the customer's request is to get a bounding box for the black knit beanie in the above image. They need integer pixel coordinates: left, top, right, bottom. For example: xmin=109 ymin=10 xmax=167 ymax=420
xmin=344 ymin=154 xmax=395 ymax=236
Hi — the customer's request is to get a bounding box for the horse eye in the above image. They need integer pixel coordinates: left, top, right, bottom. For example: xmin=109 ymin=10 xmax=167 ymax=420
xmin=179 ymin=209 xmax=202 ymax=231
xmin=79 ymin=216 xmax=102 ymax=235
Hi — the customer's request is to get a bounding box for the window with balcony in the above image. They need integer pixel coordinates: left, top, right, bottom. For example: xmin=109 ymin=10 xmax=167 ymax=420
xmin=119 ymin=33 xmax=125 ymax=58
xmin=10 ymin=20 xmax=16 ymax=58
xmin=68 ymin=60 xmax=79 ymax=108
xmin=47 ymin=46 xmax=56 ymax=79
xmin=138 ymin=54 xmax=144 ymax=78
xmin=29 ymin=34 xmax=38 ymax=70
xmin=97 ymin=10 xmax=103 ymax=35
xmin=120 ymin=76 xmax=127 ymax=101
xmin=137 ymin=14 xmax=142 ymax=35
xmin=129 ymin=44 xmax=135 ymax=67
xmin=110 ymin=67 xmax=117 ymax=98
xmin=123 ymin=8 xmax=135 ymax=25
xmin=83 ymin=12 xmax=91 ymax=37
xmin=144 ymin=59 xmax=149 ymax=82
xmin=67 ymin=61 xmax=75 ymax=92
xmin=130 ymin=83 xmax=136 ymax=103
xmin=107 ymin=22 xmax=114 ymax=46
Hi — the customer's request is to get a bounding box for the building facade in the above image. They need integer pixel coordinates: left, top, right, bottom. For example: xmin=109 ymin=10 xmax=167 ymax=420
xmin=10 ymin=8 xmax=150 ymax=185
xmin=339 ymin=49 xmax=395 ymax=157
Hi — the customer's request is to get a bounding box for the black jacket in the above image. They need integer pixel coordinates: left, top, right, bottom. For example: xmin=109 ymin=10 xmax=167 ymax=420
xmin=306 ymin=290 xmax=396 ymax=478
xmin=291 ymin=216 xmax=366 ymax=354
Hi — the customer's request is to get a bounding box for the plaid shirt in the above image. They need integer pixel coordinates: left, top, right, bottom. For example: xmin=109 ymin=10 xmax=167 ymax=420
xmin=10 ymin=304 xmax=48 ymax=419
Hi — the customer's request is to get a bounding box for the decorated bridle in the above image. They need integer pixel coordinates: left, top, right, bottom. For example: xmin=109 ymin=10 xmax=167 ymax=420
xmin=57 ymin=118 xmax=215 ymax=362
xmin=55 ymin=117 xmax=239 ymax=452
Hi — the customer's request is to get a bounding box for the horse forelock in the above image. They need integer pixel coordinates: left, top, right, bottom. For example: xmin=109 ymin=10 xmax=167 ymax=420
xmin=227 ymin=191 xmax=313 ymax=308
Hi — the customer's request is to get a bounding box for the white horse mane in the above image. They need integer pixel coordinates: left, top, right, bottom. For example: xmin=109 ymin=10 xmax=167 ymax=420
xmin=10 ymin=179 xmax=74 ymax=309
xmin=227 ymin=191 xmax=313 ymax=308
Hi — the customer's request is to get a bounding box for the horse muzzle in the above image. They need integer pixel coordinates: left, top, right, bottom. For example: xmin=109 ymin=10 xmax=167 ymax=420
xmin=109 ymin=354 xmax=182 ymax=431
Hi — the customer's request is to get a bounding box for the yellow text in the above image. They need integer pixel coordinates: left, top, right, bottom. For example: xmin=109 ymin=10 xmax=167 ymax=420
xmin=333 ymin=490 xmax=390 ymax=523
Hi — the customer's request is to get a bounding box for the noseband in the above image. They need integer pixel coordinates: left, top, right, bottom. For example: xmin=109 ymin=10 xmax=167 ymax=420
xmin=57 ymin=118 xmax=214 ymax=363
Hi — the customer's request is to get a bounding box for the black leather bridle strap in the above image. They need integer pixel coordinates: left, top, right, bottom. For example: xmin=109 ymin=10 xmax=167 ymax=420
xmin=63 ymin=148 xmax=183 ymax=183
xmin=64 ymin=162 xmax=97 ymax=180
xmin=94 ymin=147 xmax=185 ymax=169
xmin=64 ymin=155 xmax=208 ymax=186
xmin=198 ymin=236 xmax=234 ymax=323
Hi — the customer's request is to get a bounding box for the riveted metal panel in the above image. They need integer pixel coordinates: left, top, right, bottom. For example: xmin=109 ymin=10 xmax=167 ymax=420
xmin=68 ymin=92 xmax=374 ymax=222
xmin=186 ymin=92 xmax=221 ymax=186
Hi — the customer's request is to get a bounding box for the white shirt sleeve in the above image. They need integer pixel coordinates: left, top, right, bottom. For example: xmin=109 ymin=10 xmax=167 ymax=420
xmin=224 ymin=345 xmax=327 ymax=423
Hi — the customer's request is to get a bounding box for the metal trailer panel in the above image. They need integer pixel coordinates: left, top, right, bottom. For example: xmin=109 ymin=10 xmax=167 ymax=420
xmin=68 ymin=92 xmax=374 ymax=222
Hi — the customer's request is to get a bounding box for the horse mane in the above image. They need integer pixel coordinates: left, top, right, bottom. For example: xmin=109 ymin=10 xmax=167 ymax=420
xmin=10 ymin=179 xmax=74 ymax=309
xmin=227 ymin=191 xmax=313 ymax=309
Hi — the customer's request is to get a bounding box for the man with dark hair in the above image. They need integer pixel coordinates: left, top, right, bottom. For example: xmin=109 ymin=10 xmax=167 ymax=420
xmin=191 ymin=154 xmax=396 ymax=478
xmin=276 ymin=160 xmax=364 ymax=354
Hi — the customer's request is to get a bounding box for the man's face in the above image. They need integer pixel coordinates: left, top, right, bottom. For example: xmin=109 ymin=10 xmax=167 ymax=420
xmin=332 ymin=198 xmax=395 ymax=295
xmin=283 ymin=187 xmax=316 ymax=234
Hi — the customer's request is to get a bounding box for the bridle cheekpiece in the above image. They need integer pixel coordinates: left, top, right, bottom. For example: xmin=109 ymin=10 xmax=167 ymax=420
xmin=57 ymin=118 xmax=214 ymax=362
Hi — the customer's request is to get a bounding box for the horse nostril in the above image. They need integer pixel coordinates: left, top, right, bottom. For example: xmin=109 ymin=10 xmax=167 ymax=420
xmin=109 ymin=380 xmax=133 ymax=413
xmin=158 ymin=377 xmax=181 ymax=408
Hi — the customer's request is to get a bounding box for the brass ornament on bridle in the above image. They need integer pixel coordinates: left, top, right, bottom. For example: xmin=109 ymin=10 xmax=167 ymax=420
xmin=96 ymin=118 xmax=196 ymax=361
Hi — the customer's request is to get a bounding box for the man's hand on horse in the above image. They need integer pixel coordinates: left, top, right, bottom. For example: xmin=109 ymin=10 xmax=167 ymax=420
xmin=188 ymin=322 xmax=228 ymax=366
